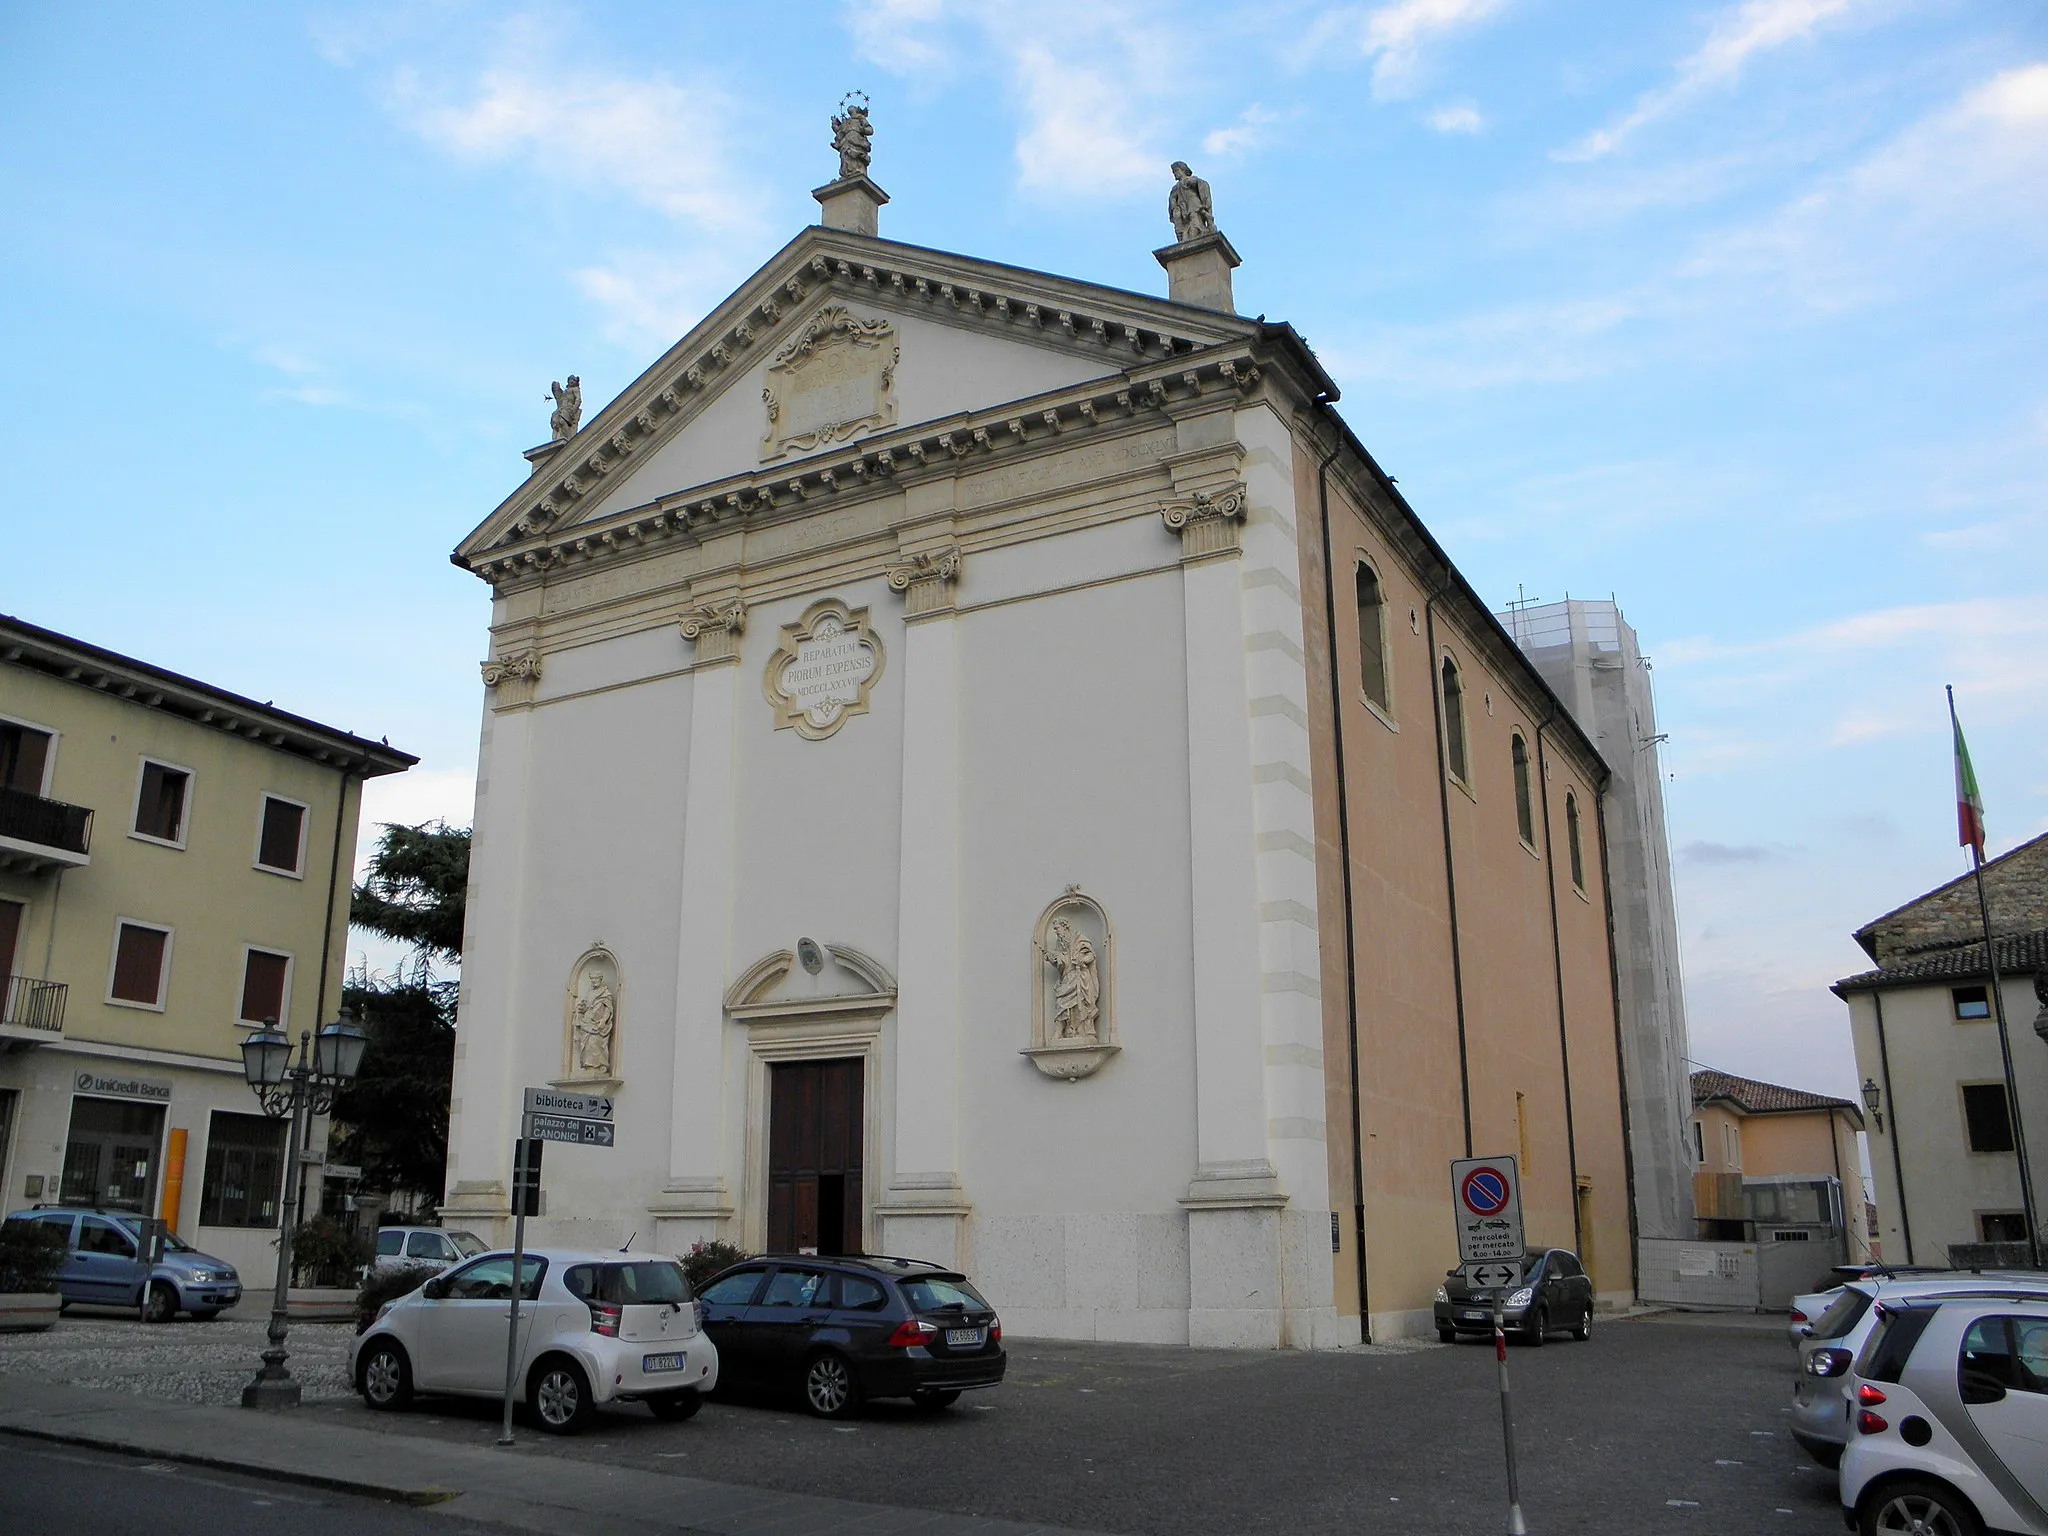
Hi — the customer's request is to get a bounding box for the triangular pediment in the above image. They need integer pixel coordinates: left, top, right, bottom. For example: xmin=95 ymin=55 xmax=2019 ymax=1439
xmin=456 ymin=226 xmax=1260 ymax=561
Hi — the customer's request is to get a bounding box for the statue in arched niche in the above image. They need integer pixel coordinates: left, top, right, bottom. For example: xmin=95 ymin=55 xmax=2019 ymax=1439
xmin=563 ymin=948 xmax=622 ymax=1083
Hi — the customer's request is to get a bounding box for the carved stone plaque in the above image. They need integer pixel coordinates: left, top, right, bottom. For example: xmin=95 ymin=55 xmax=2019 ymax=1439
xmin=761 ymin=306 xmax=897 ymax=462
xmin=765 ymin=598 xmax=884 ymax=740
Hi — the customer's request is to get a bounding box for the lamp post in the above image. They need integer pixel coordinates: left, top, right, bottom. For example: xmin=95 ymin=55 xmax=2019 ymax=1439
xmin=239 ymin=1008 xmax=367 ymax=1409
xmin=1861 ymin=1078 xmax=1885 ymax=1135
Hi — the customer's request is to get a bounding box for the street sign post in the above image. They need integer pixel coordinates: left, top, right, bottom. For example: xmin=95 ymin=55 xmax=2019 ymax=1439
xmin=1451 ymin=1156 xmax=1528 ymax=1536
xmin=501 ymin=1086 xmax=614 ymax=1446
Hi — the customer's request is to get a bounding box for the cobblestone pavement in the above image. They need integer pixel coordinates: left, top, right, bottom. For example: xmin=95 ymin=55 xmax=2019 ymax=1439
xmin=1 ymin=1310 xmax=1841 ymax=1534
xmin=0 ymin=1308 xmax=354 ymax=1405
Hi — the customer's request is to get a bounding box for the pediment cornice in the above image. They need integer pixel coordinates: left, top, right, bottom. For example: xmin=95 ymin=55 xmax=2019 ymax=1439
xmin=455 ymin=227 xmax=1268 ymax=569
xmin=460 ymin=341 xmax=1277 ymax=592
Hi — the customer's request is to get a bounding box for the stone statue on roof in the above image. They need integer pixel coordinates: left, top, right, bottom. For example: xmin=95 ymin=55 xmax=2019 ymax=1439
xmin=832 ymin=93 xmax=874 ymax=181
xmin=1167 ymin=161 xmax=1216 ymax=244
xmin=548 ymin=376 xmax=582 ymax=441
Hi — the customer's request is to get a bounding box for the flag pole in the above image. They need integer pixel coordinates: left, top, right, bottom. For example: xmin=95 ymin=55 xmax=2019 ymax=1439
xmin=1950 ymin=685 xmax=2038 ymax=1267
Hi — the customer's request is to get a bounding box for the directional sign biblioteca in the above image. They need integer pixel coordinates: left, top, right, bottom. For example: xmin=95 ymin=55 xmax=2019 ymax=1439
xmin=1451 ymin=1154 xmax=1524 ymax=1264
xmin=522 ymin=1086 xmax=613 ymax=1121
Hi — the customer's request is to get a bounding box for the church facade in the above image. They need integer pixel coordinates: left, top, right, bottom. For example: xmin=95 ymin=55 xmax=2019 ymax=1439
xmin=443 ymin=124 xmax=1634 ymax=1345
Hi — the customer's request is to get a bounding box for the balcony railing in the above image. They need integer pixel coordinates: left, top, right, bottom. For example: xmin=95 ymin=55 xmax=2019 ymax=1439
xmin=0 ymin=785 xmax=93 ymax=858
xmin=1 ymin=975 xmax=67 ymax=1035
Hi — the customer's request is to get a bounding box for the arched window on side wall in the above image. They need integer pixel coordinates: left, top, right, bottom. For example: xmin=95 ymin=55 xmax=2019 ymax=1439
xmin=1355 ymin=562 xmax=1389 ymax=710
xmin=1440 ymin=655 xmax=1469 ymax=783
xmin=1565 ymin=791 xmax=1585 ymax=891
xmin=1511 ymin=734 xmax=1535 ymax=845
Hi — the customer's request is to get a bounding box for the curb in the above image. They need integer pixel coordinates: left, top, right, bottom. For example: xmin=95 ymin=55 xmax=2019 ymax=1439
xmin=0 ymin=1420 xmax=461 ymax=1507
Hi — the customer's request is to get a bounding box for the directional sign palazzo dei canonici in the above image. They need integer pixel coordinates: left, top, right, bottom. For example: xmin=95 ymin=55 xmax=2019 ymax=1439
xmin=1451 ymin=1155 xmax=1525 ymax=1288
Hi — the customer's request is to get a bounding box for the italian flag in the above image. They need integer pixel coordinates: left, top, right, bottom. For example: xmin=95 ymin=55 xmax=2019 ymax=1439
xmin=1950 ymin=686 xmax=1986 ymax=859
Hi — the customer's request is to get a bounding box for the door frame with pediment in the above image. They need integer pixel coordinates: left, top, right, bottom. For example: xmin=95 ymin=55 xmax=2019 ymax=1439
xmin=725 ymin=944 xmax=895 ymax=1257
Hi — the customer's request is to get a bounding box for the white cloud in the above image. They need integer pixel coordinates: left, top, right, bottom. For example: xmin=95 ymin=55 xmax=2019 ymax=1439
xmin=572 ymin=252 xmax=739 ymax=349
xmin=1007 ymin=38 xmax=1161 ymax=192
xmin=1204 ymin=104 xmax=1282 ymax=158
xmin=389 ymin=62 xmax=761 ymax=232
xmin=1308 ymin=0 xmax=1509 ymax=99
xmin=1561 ymin=0 xmax=1862 ymax=161
xmin=1425 ymin=102 xmax=1485 ymax=134
xmin=354 ymin=767 xmax=477 ymax=883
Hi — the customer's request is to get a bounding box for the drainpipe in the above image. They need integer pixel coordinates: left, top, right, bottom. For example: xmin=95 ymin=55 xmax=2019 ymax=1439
xmin=1592 ymin=791 xmax=1641 ymax=1297
xmin=1423 ymin=598 xmax=1474 ymax=1154
xmin=1310 ymin=408 xmax=1371 ymax=1340
xmin=1871 ymin=989 xmax=1913 ymax=1264
xmin=1535 ymin=718 xmax=1584 ymax=1256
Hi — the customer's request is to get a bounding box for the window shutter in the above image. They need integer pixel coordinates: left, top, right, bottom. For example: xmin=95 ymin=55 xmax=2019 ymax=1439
xmin=239 ymin=950 xmax=289 ymax=1025
xmin=258 ymin=798 xmax=304 ymax=872
xmin=135 ymin=763 xmax=188 ymax=841
xmin=111 ymin=924 xmax=168 ymax=1005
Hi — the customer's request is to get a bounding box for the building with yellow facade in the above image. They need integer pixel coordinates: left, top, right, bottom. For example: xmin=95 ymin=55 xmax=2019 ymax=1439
xmin=0 ymin=615 xmax=412 ymax=1280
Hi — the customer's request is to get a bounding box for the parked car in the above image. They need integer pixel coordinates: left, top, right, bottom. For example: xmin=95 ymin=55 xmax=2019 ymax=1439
xmin=1840 ymin=1293 xmax=2048 ymax=1535
xmin=2 ymin=1207 xmax=241 ymax=1322
xmin=350 ymin=1248 xmax=716 ymax=1435
xmin=696 ymin=1254 xmax=1005 ymax=1417
xmin=1791 ymin=1267 xmax=1957 ymax=1346
xmin=1792 ymin=1273 xmax=2048 ymax=1468
xmin=1433 ymin=1248 xmax=1594 ymax=1345
xmin=368 ymin=1226 xmax=488 ymax=1275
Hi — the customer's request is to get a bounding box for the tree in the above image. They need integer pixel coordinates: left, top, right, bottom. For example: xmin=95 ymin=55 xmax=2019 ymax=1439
xmin=331 ymin=820 xmax=470 ymax=1207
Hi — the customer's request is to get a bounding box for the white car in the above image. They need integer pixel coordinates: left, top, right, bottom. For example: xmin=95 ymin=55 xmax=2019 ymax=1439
xmin=369 ymin=1226 xmax=488 ymax=1274
xmin=1793 ymin=1275 xmax=2048 ymax=1467
xmin=1841 ymin=1293 xmax=2048 ymax=1535
xmin=350 ymin=1248 xmax=718 ymax=1434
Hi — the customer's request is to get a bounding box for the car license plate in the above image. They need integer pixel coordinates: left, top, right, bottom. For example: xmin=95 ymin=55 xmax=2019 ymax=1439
xmin=1461 ymin=1310 xmax=1488 ymax=1321
xmin=945 ymin=1327 xmax=985 ymax=1348
xmin=642 ymin=1352 xmax=687 ymax=1373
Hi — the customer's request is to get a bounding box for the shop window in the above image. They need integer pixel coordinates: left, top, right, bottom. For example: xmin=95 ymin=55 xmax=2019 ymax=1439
xmin=199 ymin=1112 xmax=287 ymax=1228
xmin=1981 ymin=1212 xmax=2031 ymax=1243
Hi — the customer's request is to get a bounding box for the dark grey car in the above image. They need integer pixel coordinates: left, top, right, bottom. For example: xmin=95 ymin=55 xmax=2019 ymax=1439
xmin=1434 ymin=1247 xmax=1594 ymax=1345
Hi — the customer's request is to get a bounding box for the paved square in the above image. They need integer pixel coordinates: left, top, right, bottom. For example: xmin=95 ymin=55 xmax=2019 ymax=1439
xmin=2 ymin=1309 xmax=1841 ymax=1533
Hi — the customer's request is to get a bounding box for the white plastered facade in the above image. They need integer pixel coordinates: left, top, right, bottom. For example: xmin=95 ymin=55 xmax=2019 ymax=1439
xmin=444 ymin=227 xmax=1345 ymax=1348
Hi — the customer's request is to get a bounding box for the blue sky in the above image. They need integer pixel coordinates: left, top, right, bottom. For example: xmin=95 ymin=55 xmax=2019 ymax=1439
xmin=3 ymin=1 xmax=2043 ymax=1100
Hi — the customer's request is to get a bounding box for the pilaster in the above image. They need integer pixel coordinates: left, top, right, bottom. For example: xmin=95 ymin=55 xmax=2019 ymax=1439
xmin=881 ymin=539 xmax=968 ymax=1267
xmin=660 ymin=588 xmax=746 ymax=1246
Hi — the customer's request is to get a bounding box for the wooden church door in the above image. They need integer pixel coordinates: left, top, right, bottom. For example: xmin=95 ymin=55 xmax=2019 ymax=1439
xmin=766 ymin=1058 xmax=864 ymax=1255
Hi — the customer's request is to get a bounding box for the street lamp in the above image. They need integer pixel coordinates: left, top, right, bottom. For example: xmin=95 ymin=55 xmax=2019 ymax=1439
xmin=1861 ymin=1077 xmax=1885 ymax=1135
xmin=239 ymin=1008 xmax=366 ymax=1409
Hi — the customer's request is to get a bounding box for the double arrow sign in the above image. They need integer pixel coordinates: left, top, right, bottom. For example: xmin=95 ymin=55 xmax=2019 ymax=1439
xmin=1462 ymin=1261 xmax=1523 ymax=1290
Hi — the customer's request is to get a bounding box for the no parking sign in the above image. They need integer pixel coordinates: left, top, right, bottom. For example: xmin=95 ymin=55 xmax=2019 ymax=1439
xmin=1451 ymin=1155 xmax=1524 ymax=1264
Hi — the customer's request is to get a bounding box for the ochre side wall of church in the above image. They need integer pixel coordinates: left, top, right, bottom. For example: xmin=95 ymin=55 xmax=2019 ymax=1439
xmin=1293 ymin=433 xmax=1633 ymax=1337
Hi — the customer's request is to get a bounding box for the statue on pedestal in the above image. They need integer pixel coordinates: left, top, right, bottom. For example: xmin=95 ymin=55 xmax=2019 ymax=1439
xmin=1167 ymin=161 xmax=1216 ymax=243
xmin=832 ymin=93 xmax=873 ymax=181
xmin=548 ymin=376 xmax=582 ymax=441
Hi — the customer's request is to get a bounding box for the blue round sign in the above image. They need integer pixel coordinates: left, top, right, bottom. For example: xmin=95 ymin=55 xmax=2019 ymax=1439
xmin=1461 ymin=1166 xmax=1511 ymax=1217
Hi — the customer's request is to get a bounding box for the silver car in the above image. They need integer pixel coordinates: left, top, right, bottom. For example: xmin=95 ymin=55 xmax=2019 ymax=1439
xmin=369 ymin=1226 xmax=487 ymax=1274
xmin=1793 ymin=1274 xmax=2048 ymax=1467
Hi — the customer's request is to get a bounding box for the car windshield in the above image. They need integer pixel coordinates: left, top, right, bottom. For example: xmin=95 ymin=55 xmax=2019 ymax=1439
xmin=113 ymin=1217 xmax=193 ymax=1252
xmin=448 ymin=1231 xmax=487 ymax=1258
xmin=902 ymin=1276 xmax=987 ymax=1313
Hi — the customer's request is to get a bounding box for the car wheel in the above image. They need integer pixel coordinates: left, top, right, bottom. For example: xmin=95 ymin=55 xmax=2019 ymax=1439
xmin=911 ymin=1389 xmax=961 ymax=1411
xmin=145 ymin=1282 xmax=177 ymax=1324
xmin=358 ymin=1339 xmax=414 ymax=1411
xmin=1861 ymin=1477 xmax=1983 ymax=1536
xmin=1524 ymin=1306 xmax=1547 ymax=1346
xmin=530 ymin=1356 xmax=596 ymax=1436
xmin=802 ymin=1351 xmax=861 ymax=1419
xmin=1437 ymin=1327 xmax=1457 ymax=1344
xmin=1573 ymin=1305 xmax=1591 ymax=1342
xmin=647 ymin=1390 xmax=704 ymax=1422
